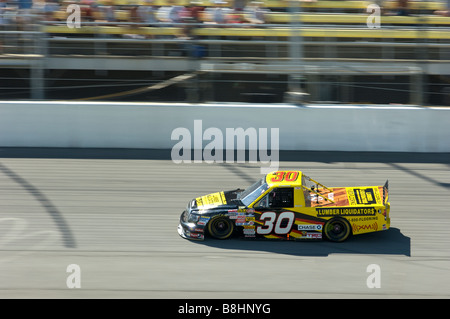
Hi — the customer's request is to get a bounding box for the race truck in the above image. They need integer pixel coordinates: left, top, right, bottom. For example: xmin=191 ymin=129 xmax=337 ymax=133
xmin=177 ymin=170 xmax=390 ymax=242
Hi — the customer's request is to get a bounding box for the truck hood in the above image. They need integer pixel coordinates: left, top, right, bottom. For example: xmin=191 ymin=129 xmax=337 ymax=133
xmin=193 ymin=189 xmax=244 ymax=211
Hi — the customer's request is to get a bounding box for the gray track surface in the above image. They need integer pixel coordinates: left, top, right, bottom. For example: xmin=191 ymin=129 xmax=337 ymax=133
xmin=0 ymin=149 xmax=449 ymax=298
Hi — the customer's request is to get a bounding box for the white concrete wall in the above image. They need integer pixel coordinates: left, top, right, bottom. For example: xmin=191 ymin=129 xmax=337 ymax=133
xmin=0 ymin=101 xmax=449 ymax=152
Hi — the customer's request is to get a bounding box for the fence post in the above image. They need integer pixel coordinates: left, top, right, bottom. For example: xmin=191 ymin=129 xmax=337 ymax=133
xmin=31 ymin=26 xmax=45 ymax=100
xmin=410 ymin=67 xmax=424 ymax=106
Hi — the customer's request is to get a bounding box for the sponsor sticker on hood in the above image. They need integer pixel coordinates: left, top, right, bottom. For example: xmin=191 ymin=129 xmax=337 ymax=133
xmin=196 ymin=191 xmax=227 ymax=208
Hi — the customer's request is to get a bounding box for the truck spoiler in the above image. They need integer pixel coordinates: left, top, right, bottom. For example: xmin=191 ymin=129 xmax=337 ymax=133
xmin=383 ymin=180 xmax=389 ymax=204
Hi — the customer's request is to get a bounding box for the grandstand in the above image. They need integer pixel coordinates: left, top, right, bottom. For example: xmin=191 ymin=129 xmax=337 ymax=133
xmin=0 ymin=0 xmax=449 ymax=105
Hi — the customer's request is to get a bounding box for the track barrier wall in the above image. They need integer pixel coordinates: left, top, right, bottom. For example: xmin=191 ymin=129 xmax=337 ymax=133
xmin=0 ymin=101 xmax=448 ymax=153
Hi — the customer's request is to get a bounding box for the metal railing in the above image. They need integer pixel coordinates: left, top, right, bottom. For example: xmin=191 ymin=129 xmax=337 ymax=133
xmin=2 ymin=22 xmax=450 ymax=60
xmin=1 ymin=12 xmax=449 ymax=104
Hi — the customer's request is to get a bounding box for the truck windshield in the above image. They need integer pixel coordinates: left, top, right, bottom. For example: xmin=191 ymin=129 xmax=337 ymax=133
xmin=239 ymin=178 xmax=270 ymax=207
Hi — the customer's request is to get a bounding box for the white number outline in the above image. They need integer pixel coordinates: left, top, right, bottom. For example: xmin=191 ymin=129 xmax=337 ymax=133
xmin=257 ymin=212 xmax=276 ymax=235
xmin=257 ymin=211 xmax=295 ymax=235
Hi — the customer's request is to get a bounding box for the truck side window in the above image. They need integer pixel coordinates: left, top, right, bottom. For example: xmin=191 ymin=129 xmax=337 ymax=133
xmin=303 ymin=188 xmax=311 ymax=207
xmin=269 ymin=188 xmax=294 ymax=208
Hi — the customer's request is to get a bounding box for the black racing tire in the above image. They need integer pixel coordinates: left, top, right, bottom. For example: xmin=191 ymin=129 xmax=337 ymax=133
xmin=323 ymin=217 xmax=352 ymax=242
xmin=207 ymin=215 xmax=234 ymax=240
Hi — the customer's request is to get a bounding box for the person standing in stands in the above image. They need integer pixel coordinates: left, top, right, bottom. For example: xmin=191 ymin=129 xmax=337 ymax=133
xmin=157 ymin=0 xmax=183 ymax=24
xmin=206 ymin=0 xmax=230 ymax=25
xmin=396 ymin=0 xmax=409 ymax=16
xmin=18 ymin=0 xmax=33 ymax=30
xmin=168 ymin=0 xmax=184 ymax=24
xmin=434 ymin=0 xmax=450 ymax=16
xmin=101 ymin=0 xmax=116 ymax=23
xmin=43 ymin=0 xmax=60 ymax=22
xmin=243 ymin=1 xmax=268 ymax=25
xmin=138 ymin=0 xmax=157 ymax=26
xmin=0 ymin=0 xmax=10 ymax=53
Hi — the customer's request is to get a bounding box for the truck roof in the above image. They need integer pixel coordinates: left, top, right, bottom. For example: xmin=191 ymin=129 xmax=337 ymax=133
xmin=265 ymin=171 xmax=303 ymax=187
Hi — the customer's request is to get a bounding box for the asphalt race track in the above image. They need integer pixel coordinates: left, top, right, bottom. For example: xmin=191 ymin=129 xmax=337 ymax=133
xmin=0 ymin=148 xmax=449 ymax=299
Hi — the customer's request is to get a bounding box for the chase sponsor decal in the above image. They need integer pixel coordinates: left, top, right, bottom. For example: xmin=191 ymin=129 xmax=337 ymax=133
xmin=317 ymin=207 xmax=376 ymax=217
xmin=297 ymin=224 xmax=322 ymax=231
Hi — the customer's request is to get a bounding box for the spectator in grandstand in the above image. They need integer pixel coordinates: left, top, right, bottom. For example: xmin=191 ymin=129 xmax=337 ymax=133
xmin=233 ymin=0 xmax=246 ymax=11
xmin=18 ymin=0 xmax=33 ymax=9
xmin=156 ymin=5 xmax=170 ymax=23
xmin=18 ymin=0 xmax=33 ymax=29
xmin=227 ymin=12 xmax=245 ymax=24
xmin=176 ymin=16 xmax=207 ymax=59
xmin=0 ymin=0 xmax=8 ymax=53
xmin=0 ymin=0 xmax=5 ymax=27
xmin=123 ymin=4 xmax=146 ymax=38
xmin=434 ymin=0 xmax=450 ymax=16
xmin=395 ymin=0 xmax=409 ymax=16
xmin=212 ymin=6 xmax=227 ymax=24
xmin=42 ymin=0 xmax=61 ymax=22
xmin=123 ymin=4 xmax=145 ymax=39
xmin=156 ymin=0 xmax=184 ymax=24
xmin=180 ymin=2 xmax=204 ymax=24
xmin=0 ymin=0 xmax=14 ymax=28
xmin=204 ymin=0 xmax=231 ymax=25
xmin=79 ymin=0 xmax=98 ymax=22
xmin=99 ymin=0 xmax=116 ymax=23
xmin=138 ymin=0 xmax=158 ymax=25
xmin=243 ymin=1 xmax=268 ymax=24
xmin=168 ymin=1 xmax=185 ymax=23
xmin=129 ymin=5 xmax=141 ymax=23
xmin=372 ymin=0 xmax=385 ymax=15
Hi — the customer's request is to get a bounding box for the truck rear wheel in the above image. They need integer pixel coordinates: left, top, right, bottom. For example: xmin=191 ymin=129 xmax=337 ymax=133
xmin=324 ymin=218 xmax=351 ymax=242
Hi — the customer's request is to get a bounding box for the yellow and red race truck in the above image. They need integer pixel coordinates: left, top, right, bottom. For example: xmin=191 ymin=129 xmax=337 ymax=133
xmin=178 ymin=170 xmax=390 ymax=242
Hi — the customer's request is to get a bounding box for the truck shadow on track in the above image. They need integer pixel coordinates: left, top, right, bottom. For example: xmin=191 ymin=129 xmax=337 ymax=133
xmin=195 ymin=228 xmax=410 ymax=257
